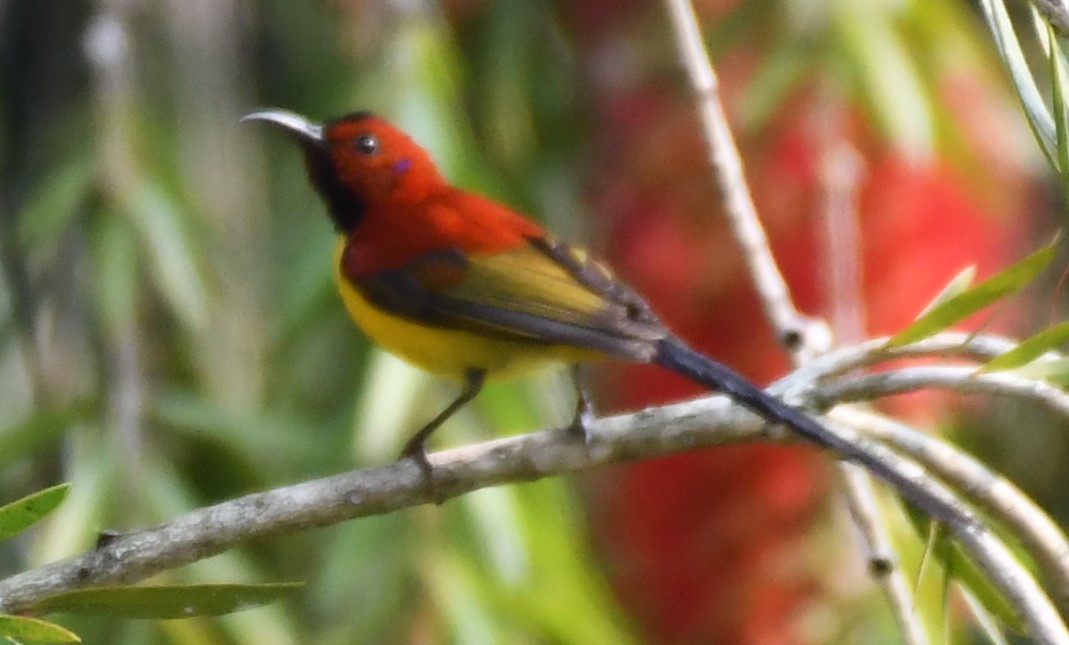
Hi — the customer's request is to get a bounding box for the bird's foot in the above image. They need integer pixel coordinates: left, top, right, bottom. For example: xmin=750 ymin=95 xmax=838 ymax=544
xmin=567 ymin=365 xmax=596 ymax=453
xmin=567 ymin=395 xmax=596 ymax=453
xmin=399 ymin=439 xmax=444 ymax=505
xmin=95 ymin=528 xmax=124 ymax=550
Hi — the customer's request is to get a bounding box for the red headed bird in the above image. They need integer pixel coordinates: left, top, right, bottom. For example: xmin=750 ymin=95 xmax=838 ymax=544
xmin=244 ymin=109 xmax=849 ymax=483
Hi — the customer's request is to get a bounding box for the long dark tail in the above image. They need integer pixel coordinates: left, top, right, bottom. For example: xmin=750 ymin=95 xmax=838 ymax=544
xmin=654 ymin=336 xmax=847 ymax=454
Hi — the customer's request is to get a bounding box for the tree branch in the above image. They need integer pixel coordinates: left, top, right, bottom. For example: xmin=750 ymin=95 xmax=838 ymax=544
xmin=834 ymin=405 xmax=1069 ymax=616
xmin=838 ymin=461 xmax=930 ymax=645
xmin=0 ymin=394 xmax=764 ymax=614
xmin=663 ymin=0 xmax=921 ymax=635
xmin=1 ymin=368 xmax=1067 ymax=641
xmin=816 ymin=365 xmax=1069 ymax=421
xmin=1024 ymin=0 xmax=1069 ymax=39
xmin=662 ymin=0 xmax=818 ymax=350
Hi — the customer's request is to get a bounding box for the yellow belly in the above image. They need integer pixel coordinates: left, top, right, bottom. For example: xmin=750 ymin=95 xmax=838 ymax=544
xmin=332 ymin=239 xmax=595 ymax=381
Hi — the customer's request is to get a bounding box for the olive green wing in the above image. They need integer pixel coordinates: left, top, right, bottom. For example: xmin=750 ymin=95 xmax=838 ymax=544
xmin=350 ymin=237 xmax=666 ymax=361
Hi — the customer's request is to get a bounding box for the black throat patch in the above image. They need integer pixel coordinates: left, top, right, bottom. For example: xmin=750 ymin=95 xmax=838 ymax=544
xmin=304 ymin=146 xmax=364 ymax=232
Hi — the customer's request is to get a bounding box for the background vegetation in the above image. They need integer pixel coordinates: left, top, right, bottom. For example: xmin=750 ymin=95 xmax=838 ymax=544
xmin=0 ymin=0 xmax=1062 ymax=642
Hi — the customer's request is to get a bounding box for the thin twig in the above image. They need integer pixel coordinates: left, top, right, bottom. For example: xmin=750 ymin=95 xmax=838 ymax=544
xmin=816 ymin=97 xmax=925 ymax=644
xmin=814 ymin=365 xmax=1069 ymax=421
xmin=834 ymin=405 xmax=1069 ymax=616
xmin=662 ymin=0 xmax=932 ymax=637
xmin=87 ymin=0 xmax=148 ymax=495
xmin=663 ymin=1 xmax=923 ymax=636
xmin=780 ymin=332 xmax=1067 ymax=411
xmin=839 ymin=462 xmax=930 ymax=645
xmin=788 ymin=334 xmax=1069 ymax=623
xmin=791 ymin=332 xmax=1029 ymax=385
xmin=662 ymin=0 xmax=814 ymax=350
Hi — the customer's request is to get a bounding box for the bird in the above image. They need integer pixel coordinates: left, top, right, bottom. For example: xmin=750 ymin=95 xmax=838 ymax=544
xmin=243 ymin=108 xmax=844 ymax=482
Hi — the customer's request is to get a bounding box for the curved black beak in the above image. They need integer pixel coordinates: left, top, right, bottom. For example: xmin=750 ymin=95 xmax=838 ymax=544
xmin=241 ymin=109 xmax=324 ymax=148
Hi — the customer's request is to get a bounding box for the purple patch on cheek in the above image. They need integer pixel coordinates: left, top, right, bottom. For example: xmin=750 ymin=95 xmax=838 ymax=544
xmin=393 ymin=158 xmax=412 ymax=174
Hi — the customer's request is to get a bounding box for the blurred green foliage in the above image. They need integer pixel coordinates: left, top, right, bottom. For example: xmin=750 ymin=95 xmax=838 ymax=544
xmin=1 ymin=0 xmax=1065 ymax=642
xmin=0 ymin=2 xmax=631 ymax=643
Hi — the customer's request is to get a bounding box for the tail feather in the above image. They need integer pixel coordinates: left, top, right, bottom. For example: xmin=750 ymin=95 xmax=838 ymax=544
xmin=654 ymin=336 xmax=845 ymax=454
xmin=654 ymin=337 xmax=982 ymax=532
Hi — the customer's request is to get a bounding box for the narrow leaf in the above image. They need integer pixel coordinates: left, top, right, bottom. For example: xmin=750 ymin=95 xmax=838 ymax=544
xmin=915 ymin=519 xmax=940 ymax=592
xmin=979 ymin=321 xmax=1069 ymax=373
xmin=903 ymin=506 xmax=1024 ymax=632
xmin=1052 ymin=25 xmax=1069 ymax=178
xmin=90 ymin=212 xmax=140 ymax=332
xmin=961 ymin=586 xmax=1011 ymax=645
xmin=1011 ymin=356 xmax=1069 ymax=384
xmin=978 ymin=0 xmax=1057 ymax=162
xmin=30 ymin=582 xmax=303 ymax=619
xmin=17 ymin=156 xmax=94 ymax=253
xmin=835 ymin=1 xmax=933 ymax=156
xmin=939 ymin=545 xmax=953 ymax=644
xmin=0 ymin=614 xmax=80 ymax=643
xmin=917 ymin=265 xmax=976 ymax=317
xmin=0 ymin=404 xmax=88 ymax=471
xmin=886 ymin=245 xmax=1055 ymax=348
xmin=128 ymin=182 xmax=208 ymax=329
xmin=0 ymin=484 xmax=72 ymax=542
xmin=1047 ymin=19 xmax=1069 ymax=224
xmin=738 ymin=39 xmax=813 ymax=132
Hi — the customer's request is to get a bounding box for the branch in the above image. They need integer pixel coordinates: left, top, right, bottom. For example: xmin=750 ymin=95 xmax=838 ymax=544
xmin=663 ymin=0 xmax=921 ymax=633
xmin=838 ymin=462 xmax=930 ymax=645
xmin=660 ymin=0 xmax=1054 ymax=636
xmin=0 ymin=395 xmax=765 ymax=614
xmin=791 ymin=332 xmax=1032 ymax=385
xmin=1024 ymin=0 xmax=1069 ymax=39
xmin=813 ymin=91 xmax=927 ymax=644
xmin=662 ymin=0 xmax=817 ymax=351
xmin=816 ymin=365 xmax=1069 ymax=421
xmin=834 ymin=405 xmax=1069 ymax=615
xmin=1 ymin=375 xmax=1067 ymax=641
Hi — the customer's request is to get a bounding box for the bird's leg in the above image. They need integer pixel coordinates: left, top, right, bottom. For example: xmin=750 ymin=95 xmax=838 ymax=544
xmin=568 ymin=364 xmax=596 ymax=444
xmin=400 ymin=368 xmax=485 ymax=500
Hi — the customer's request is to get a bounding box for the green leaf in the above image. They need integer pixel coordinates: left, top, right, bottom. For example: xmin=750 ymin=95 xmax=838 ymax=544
xmin=885 ymin=245 xmax=1055 ymax=348
xmin=1047 ymin=20 xmax=1069 ymax=225
xmin=0 ymin=614 xmax=80 ymax=643
xmin=16 ymin=156 xmax=95 ymax=253
xmin=915 ymin=519 xmax=941 ymax=591
xmin=1051 ymin=28 xmax=1069 ymax=176
xmin=940 ymin=545 xmax=1023 ymax=633
xmin=0 ymin=484 xmax=72 ymax=542
xmin=0 ymin=404 xmax=89 ymax=471
xmin=961 ymin=586 xmax=1011 ymax=645
xmin=917 ymin=265 xmax=976 ymax=317
xmin=835 ymin=0 xmax=934 ymax=157
xmin=1010 ymin=356 xmax=1069 ymax=384
xmin=90 ymin=211 xmax=140 ymax=333
xmin=903 ymin=508 xmax=1024 ymax=632
xmin=30 ymin=582 xmax=303 ymax=619
xmin=979 ymin=321 xmax=1069 ymax=373
xmin=128 ymin=182 xmax=208 ymax=330
xmin=738 ymin=38 xmax=814 ymax=132
xmin=978 ymin=0 xmax=1057 ymax=163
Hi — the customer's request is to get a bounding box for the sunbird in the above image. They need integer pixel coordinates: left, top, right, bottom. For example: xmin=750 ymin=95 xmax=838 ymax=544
xmin=244 ymin=109 xmax=840 ymax=477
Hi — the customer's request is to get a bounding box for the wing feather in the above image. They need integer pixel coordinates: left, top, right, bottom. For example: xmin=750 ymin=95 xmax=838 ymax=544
xmin=347 ymin=237 xmax=666 ymax=361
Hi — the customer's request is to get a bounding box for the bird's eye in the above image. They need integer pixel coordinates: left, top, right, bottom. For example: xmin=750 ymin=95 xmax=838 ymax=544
xmin=355 ymin=134 xmax=378 ymax=155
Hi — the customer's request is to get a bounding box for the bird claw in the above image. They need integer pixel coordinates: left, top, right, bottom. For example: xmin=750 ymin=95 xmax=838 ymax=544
xmin=95 ymin=528 xmax=123 ymax=550
xmin=567 ymin=395 xmax=596 ymax=453
xmin=568 ymin=365 xmax=595 ymax=452
xmin=399 ymin=441 xmax=444 ymax=505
